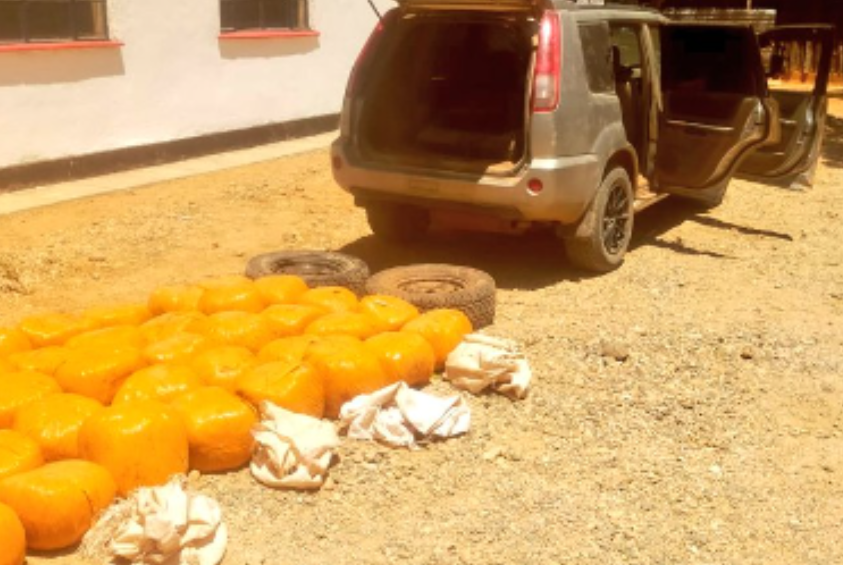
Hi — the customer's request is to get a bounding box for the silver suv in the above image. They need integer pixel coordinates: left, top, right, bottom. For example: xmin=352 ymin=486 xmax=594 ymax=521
xmin=331 ymin=0 xmax=832 ymax=272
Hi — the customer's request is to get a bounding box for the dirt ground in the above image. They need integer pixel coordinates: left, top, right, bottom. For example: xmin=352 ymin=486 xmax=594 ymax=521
xmin=3 ymin=98 xmax=843 ymax=565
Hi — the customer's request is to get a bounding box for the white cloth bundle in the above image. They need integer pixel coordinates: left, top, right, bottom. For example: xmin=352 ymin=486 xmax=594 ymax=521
xmin=444 ymin=333 xmax=532 ymax=399
xmin=250 ymin=402 xmax=340 ymax=490
xmin=339 ymin=382 xmax=470 ymax=448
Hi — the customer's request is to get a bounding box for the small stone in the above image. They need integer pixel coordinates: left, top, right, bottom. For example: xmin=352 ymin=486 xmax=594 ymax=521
xmin=740 ymin=347 xmax=755 ymax=360
xmin=600 ymin=341 xmax=630 ymax=362
xmin=482 ymin=447 xmax=503 ymax=461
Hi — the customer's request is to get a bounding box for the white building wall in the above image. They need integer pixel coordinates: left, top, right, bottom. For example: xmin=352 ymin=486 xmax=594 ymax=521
xmin=0 ymin=0 xmax=392 ymax=169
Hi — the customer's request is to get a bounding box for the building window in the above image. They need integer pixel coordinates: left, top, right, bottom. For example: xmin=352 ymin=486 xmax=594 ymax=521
xmin=0 ymin=0 xmax=110 ymax=44
xmin=221 ymin=0 xmax=310 ymax=32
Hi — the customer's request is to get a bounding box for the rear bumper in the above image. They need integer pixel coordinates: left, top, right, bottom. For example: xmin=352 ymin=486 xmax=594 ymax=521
xmin=331 ymin=140 xmax=600 ymax=225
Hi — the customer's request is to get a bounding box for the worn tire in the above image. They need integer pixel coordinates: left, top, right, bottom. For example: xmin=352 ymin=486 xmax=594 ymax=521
xmin=365 ymin=264 xmax=496 ymax=329
xmin=245 ymin=251 xmax=370 ymax=296
xmin=365 ymin=203 xmax=430 ymax=243
xmin=564 ymin=167 xmax=634 ymax=273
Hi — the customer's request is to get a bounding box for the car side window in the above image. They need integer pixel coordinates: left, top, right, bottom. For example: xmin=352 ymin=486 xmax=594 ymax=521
xmin=579 ymin=23 xmax=614 ymax=93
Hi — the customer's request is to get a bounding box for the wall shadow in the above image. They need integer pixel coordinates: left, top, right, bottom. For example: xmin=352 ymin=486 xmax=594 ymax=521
xmin=0 ymin=47 xmax=125 ymax=87
xmin=218 ymin=36 xmax=319 ymax=59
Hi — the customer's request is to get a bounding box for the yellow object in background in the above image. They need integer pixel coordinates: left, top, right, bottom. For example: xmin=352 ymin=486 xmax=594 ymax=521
xmin=0 ymin=328 xmax=31 ymax=358
xmin=78 ymin=401 xmax=188 ymax=497
xmin=237 ymin=361 xmax=325 ymax=418
xmin=254 ymin=274 xmax=309 ymax=305
xmin=170 ymin=387 xmax=258 ymax=473
xmin=148 ymin=284 xmax=204 ymax=315
xmin=261 ymin=304 xmax=326 ymax=338
xmin=401 ymin=309 xmax=473 ymax=369
xmin=0 ymin=430 xmax=43 ymax=481
xmin=305 ymin=312 xmax=379 ymax=340
xmin=199 ymin=312 xmax=275 ymax=352
xmin=55 ymin=345 xmax=146 ymax=405
xmin=66 ymin=325 xmax=145 ymax=351
xmin=12 ymin=394 xmax=103 ymax=462
xmin=257 ymin=335 xmax=319 ymax=365
xmin=82 ymin=303 xmax=152 ymax=330
xmin=191 ymin=346 xmax=257 ymax=392
xmin=305 ymin=337 xmax=390 ymax=419
xmin=112 ymin=364 xmax=203 ymax=405
xmin=7 ymin=346 xmax=68 ymax=376
xmin=366 ymin=332 xmax=435 ymax=388
xmin=359 ymin=295 xmax=420 ymax=332
xmin=298 ymin=286 xmax=358 ymax=313
xmin=143 ymin=332 xmax=212 ymax=365
xmin=197 ymin=275 xmax=265 ymax=314
xmin=0 ymin=371 xmax=62 ymax=428
xmin=0 ymin=501 xmax=26 ymax=565
xmin=139 ymin=311 xmax=205 ymax=343
xmin=18 ymin=313 xmax=92 ymax=348
xmin=0 ymin=460 xmax=116 ymax=551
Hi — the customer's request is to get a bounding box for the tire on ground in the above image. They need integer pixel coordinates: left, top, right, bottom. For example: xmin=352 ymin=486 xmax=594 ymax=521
xmin=365 ymin=264 xmax=496 ymax=329
xmin=244 ymin=251 xmax=370 ymax=297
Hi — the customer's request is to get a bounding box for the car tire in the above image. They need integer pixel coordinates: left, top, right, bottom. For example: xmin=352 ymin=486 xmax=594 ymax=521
xmin=366 ymin=203 xmax=430 ymax=243
xmin=365 ymin=264 xmax=496 ymax=329
xmin=245 ymin=250 xmax=370 ymax=296
xmin=564 ymin=167 xmax=634 ymax=273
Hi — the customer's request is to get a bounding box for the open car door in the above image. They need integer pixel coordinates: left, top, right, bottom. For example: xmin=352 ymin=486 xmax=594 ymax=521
xmin=655 ymin=24 xmax=777 ymax=204
xmin=738 ymin=25 xmax=834 ymax=188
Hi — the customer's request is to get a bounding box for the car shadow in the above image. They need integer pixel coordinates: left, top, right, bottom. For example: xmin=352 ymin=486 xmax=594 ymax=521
xmin=339 ymin=230 xmax=580 ymax=291
xmin=338 ymin=197 xmax=795 ymax=288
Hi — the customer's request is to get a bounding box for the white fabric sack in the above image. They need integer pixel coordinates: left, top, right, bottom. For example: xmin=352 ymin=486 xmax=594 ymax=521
xmin=339 ymin=382 xmax=470 ymax=448
xmin=444 ymin=333 xmax=532 ymax=399
xmin=109 ymin=476 xmax=228 ymax=565
xmin=251 ymin=401 xmax=340 ymax=490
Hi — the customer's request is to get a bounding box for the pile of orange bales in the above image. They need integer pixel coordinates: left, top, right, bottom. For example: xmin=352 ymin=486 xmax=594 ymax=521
xmin=0 ymin=274 xmax=473 ymax=557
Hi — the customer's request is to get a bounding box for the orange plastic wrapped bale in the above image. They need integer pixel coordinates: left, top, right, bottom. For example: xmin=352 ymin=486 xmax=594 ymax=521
xmin=18 ymin=313 xmax=93 ymax=348
xmin=148 ymin=284 xmax=204 ymax=315
xmin=304 ymin=337 xmax=391 ymax=419
xmin=197 ymin=275 xmax=265 ymax=314
xmin=254 ymin=275 xmax=309 ymax=305
xmin=55 ymin=346 xmax=145 ymax=405
xmin=199 ymin=312 xmax=275 ymax=352
xmin=0 ymin=328 xmax=31 ymax=358
xmin=258 ymin=335 xmax=319 ymax=364
xmin=298 ymin=286 xmax=358 ymax=313
xmin=365 ymin=332 xmax=436 ymax=388
xmin=78 ymin=401 xmax=188 ymax=496
xmin=0 ymin=430 xmax=43 ymax=481
xmin=139 ymin=311 xmax=206 ymax=343
xmin=359 ymin=295 xmax=420 ymax=332
xmin=401 ymin=309 xmax=473 ymax=369
xmin=12 ymin=394 xmax=103 ymax=462
xmin=237 ymin=361 xmax=325 ymax=418
xmin=0 ymin=460 xmax=116 ymax=551
xmin=66 ymin=325 xmax=145 ymax=351
xmin=143 ymin=332 xmax=212 ymax=365
xmin=0 ymin=371 xmax=62 ymax=428
xmin=83 ymin=303 xmax=152 ymax=330
xmin=170 ymin=387 xmax=258 ymax=473
xmin=7 ymin=346 xmax=68 ymax=376
xmin=261 ymin=304 xmax=326 ymax=338
xmin=191 ymin=346 xmax=257 ymax=392
xmin=0 ymin=358 xmax=12 ymax=374
xmin=304 ymin=312 xmax=379 ymax=339
xmin=0 ymin=501 xmax=25 ymax=565
xmin=112 ymin=364 xmax=203 ymax=405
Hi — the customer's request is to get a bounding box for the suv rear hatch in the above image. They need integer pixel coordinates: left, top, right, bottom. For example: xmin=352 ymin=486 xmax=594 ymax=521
xmin=347 ymin=1 xmax=550 ymax=175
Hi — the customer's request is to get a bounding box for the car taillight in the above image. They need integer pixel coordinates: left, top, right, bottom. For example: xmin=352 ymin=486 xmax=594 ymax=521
xmin=532 ymin=11 xmax=561 ymax=113
xmin=346 ymin=13 xmax=392 ymax=98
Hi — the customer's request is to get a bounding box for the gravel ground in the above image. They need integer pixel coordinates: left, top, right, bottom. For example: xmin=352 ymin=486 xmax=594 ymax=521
xmin=5 ymin=98 xmax=843 ymax=565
